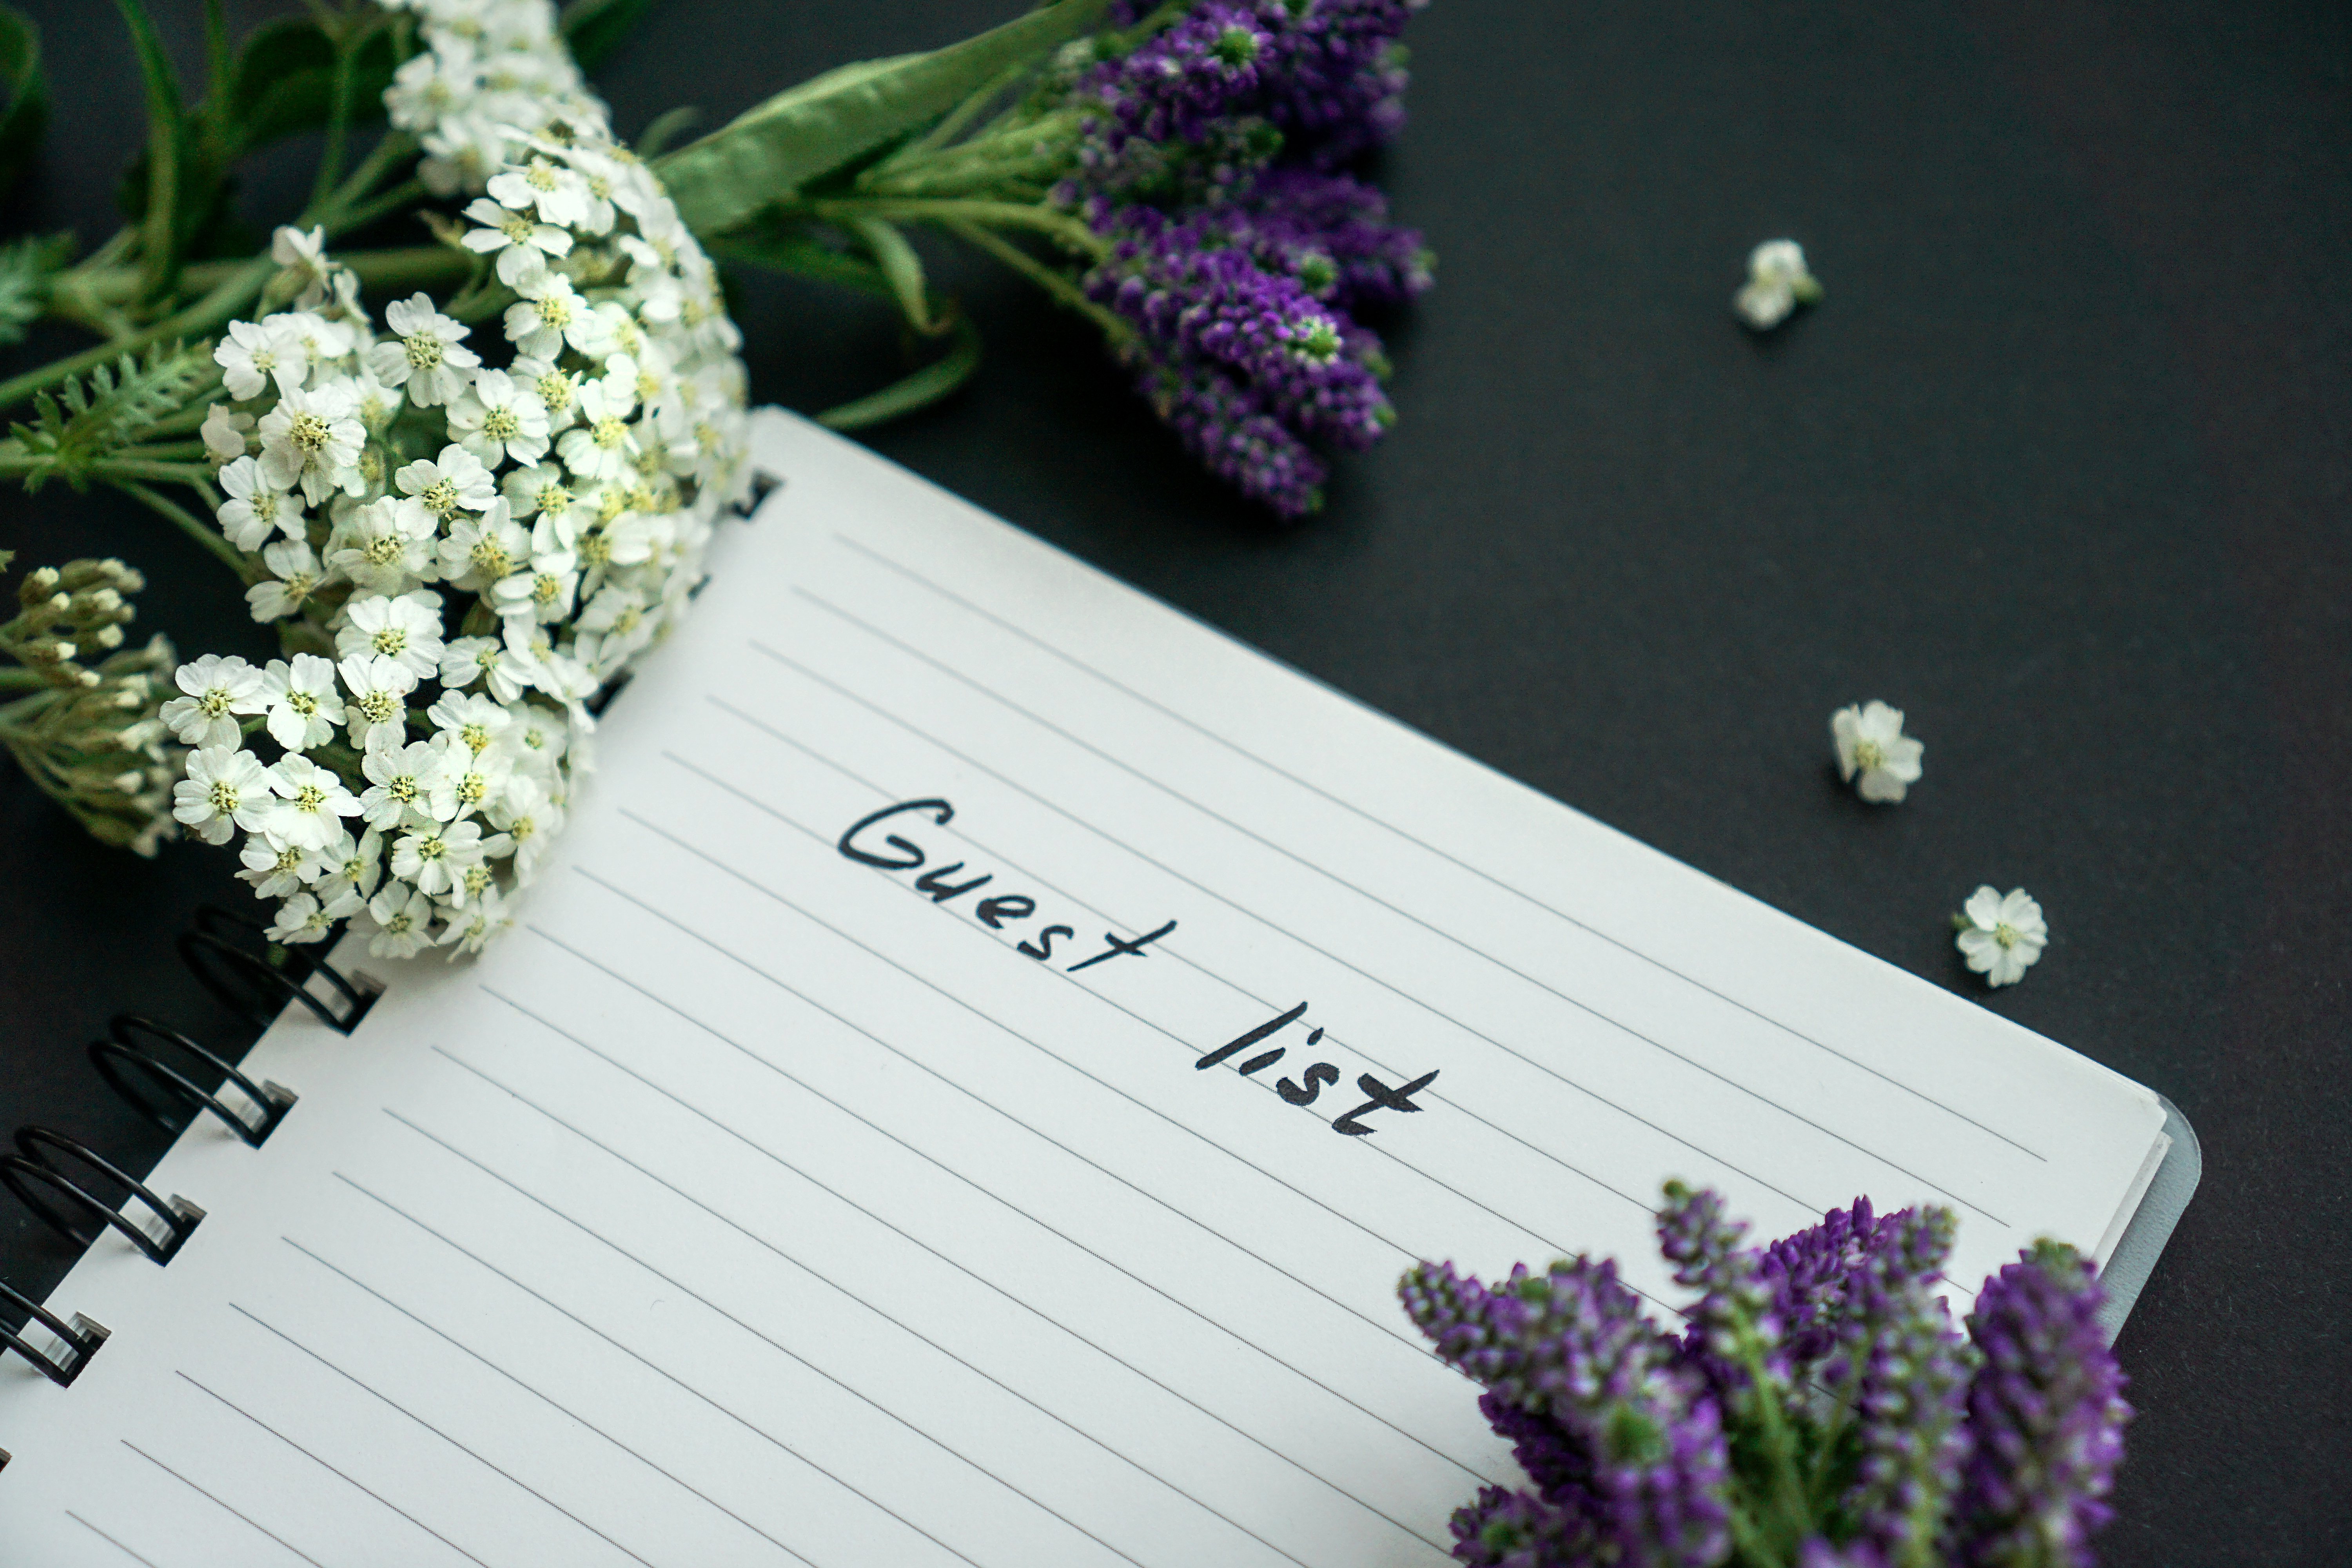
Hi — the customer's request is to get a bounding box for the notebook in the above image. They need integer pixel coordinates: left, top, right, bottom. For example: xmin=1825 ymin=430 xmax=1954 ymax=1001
xmin=0 ymin=412 xmax=2198 ymax=1567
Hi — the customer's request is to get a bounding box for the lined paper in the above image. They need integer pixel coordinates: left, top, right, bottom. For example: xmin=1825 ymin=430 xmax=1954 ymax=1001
xmin=0 ymin=414 xmax=2167 ymax=1566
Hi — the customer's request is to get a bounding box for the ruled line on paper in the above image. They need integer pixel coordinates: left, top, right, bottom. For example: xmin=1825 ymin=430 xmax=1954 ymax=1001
xmin=374 ymin=1101 xmax=1191 ymax=1568
xmin=517 ymin=884 xmax=1500 ymax=1488
xmin=415 ymin=1036 xmax=1345 ymax=1568
xmin=272 ymin=1240 xmax=812 ymax=1566
xmin=582 ymin=835 xmax=1527 ymax=1352
xmin=225 ymin=1304 xmax=661 ymax=1568
xmin=564 ymin=860 xmax=1486 ymax=1420
xmin=728 ymin=644 xmax=1851 ymax=1225
xmin=479 ymin=951 xmax=1457 ymax=1555
xmin=829 ymin=532 xmax=2045 ymax=1165
xmin=325 ymin=1173 xmax=993 ymax=1568
xmin=170 ymin=1372 xmax=496 ymax=1568
xmin=757 ymin=603 xmax=2010 ymax=1232
xmin=64 ymin=1512 xmax=162 ymax=1567
xmin=671 ymin=717 xmax=1673 ymax=1223
xmin=118 ymin=1442 xmax=325 ymax=1567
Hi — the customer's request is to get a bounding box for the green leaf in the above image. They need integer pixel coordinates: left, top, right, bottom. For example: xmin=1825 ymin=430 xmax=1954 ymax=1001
xmin=816 ymin=308 xmax=983 ymax=432
xmin=845 ymin=216 xmax=936 ymax=334
xmin=561 ymin=0 xmax=661 ymax=72
xmin=0 ymin=232 xmax=70 ymax=348
xmin=655 ymin=0 xmax=1111 ymax=238
xmin=8 ymin=342 xmax=210 ymax=492
xmin=0 ymin=5 xmax=46 ymax=200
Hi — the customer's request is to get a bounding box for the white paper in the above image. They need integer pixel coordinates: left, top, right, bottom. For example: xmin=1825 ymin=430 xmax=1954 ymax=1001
xmin=0 ymin=414 xmax=2166 ymax=1566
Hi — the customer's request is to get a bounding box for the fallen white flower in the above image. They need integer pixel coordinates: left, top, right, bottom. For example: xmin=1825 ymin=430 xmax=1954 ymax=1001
xmin=1831 ymin=700 xmax=1924 ymax=802
xmin=1736 ymin=238 xmax=1823 ymax=330
xmin=1955 ymin=886 xmax=2048 ymax=987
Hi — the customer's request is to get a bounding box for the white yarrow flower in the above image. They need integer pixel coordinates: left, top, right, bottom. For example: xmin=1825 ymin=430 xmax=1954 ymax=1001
xmin=1735 ymin=239 xmax=1822 ymax=331
xmin=326 ymin=495 xmax=439 ymax=595
xmin=256 ymin=381 xmax=365 ymax=505
xmin=1955 ymin=886 xmax=2048 ymax=987
xmin=337 ymin=591 xmax=448 ymax=681
xmin=172 ymin=746 xmax=274 ymax=844
xmin=1831 ymin=701 xmax=1924 ymax=803
xmin=504 ymin=270 xmax=593 ymax=360
xmin=270 ymin=225 xmax=334 ymax=308
xmin=267 ymin=891 xmax=336 ymax=945
xmin=369 ymin=292 xmax=481 ymax=407
xmin=245 ymin=538 xmax=325 ymax=623
xmin=338 ymin=653 xmax=419 ymax=745
xmin=160 ymin=654 xmax=265 ymax=749
xmin=487 ymin=153 xmax=591 ymax=228
xmin=169 ymin=0 xmax=751 ymax=959
xmin=367 ymin=882 xmax=439 ymax=959
xmin=265 ymin=754 xmax=363 ymax=851
xmin=216 ymin=456 xmax=302 ymax=551
xmin=460 ymin=197 xmax=574 ymax=286
xmin=359 ymin=732 xmax=454 ymax=830
xmin=258 ymin=654 xmax=347 ymax=752
xmin=214 ymin=317 xmax=307 ymax=401
xmin=447 ymin=369 xmax=552 ymax=467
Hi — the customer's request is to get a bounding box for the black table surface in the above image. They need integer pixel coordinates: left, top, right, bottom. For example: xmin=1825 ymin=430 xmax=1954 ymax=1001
xmin=2 ymin=2 xmax=2345 ymax=1562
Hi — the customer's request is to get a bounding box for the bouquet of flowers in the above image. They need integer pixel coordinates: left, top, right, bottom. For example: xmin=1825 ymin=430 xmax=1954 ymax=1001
xmin=1401 ymin=1185 xmax=2132 ymax=1568
xmin=0 ymin=0 xmax=1433 ymax=956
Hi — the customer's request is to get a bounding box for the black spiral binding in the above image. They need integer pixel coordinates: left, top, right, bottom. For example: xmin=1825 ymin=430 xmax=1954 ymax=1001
xmin=0 ymin=907 xmax=379 ymax=1392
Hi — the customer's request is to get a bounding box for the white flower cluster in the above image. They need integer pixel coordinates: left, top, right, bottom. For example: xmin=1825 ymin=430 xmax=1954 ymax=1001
xmin=178 ymin=0 xmax=750 ymax=958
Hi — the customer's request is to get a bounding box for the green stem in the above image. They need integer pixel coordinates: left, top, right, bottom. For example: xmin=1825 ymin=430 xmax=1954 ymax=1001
xmin=0 ymin=258 xmax=272 ymax=414
xmin=310 ymin=28 xmax=361 ymax=210
xmin=324 ymin=176 xmax=427 ymax=240
xmin=0 ymin=668 xmax=47 ymax=692
xmin=92 ymin=458 xmax=218 ymax=485
xmin=1734 ymin=1327 xmax=1814 ymax=1555
xmin=118 ymin=439 xmax=211 ymax=461
xmin=71 ymin=243 xmax=465 ymax=312
xmin=321 ymin=131 xmax=419 ymax=218
xmin=941 ymin=218 xmax=1131 ymax=346
xmin=804 ymin=197 xmax=1103 ymax=257
xmin=109 ymin=478 xmax=252 ymax=583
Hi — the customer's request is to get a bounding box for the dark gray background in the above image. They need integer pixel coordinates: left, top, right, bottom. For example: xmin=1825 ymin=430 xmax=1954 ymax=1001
xmin=2 ymin=2 xmax=2345 ymax=1562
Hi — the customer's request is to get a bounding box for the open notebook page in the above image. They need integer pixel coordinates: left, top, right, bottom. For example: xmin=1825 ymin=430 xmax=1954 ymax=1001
xmin=0 ymin=413 xmax=2167 ymax=1567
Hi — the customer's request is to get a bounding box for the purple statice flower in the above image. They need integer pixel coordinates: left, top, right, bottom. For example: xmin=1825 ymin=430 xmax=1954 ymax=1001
xmin=1752 ymin=1196 xmax=1913 ymax=1377
xmin=1253 ymin=0 xmax=1418 ymax=162
xmin=1132 ymin=355 xmax=1328 ymax=515
xmin=1086 ymin=0 xmax=1417 ymax=191
xmin=1081 ymin=193 xmax=1407 ymax=515
xmin=1943 ymin=1241 xmax=2132 ymax=1568
xmin=1049 ymin=2 xmax=1432 ymax=515
xmin=1659 ymin=1180 xmax=1792 ymax=1407
xmin=1401 ymin=1256 xmax=1731 ymax=1567
xmin=1448 ymin=1485 xmax=1595 ymax=1568
xmin=1405 ymin=1190 xmax=2130 ymax=1568
xmin=1240 ymin=168 xmax=1435 ymax=310
xmin=1819 ymin=1209 xmax=1972 ymax=1568
xmin=1087 ymin=206 xmax=1393 ymax=448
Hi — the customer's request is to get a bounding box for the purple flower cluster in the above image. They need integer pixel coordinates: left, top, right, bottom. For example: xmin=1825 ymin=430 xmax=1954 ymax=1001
xmin=1401 ymin=1189 xmax=2133 ymax=1568
xmin=1052 ymin=1 xmax=1432 ymax=516
xmin=1085 ymin=0 xmax=1417 ymax=198
xmin=1944 ymin=1242 xmax=2133 ymax=1568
